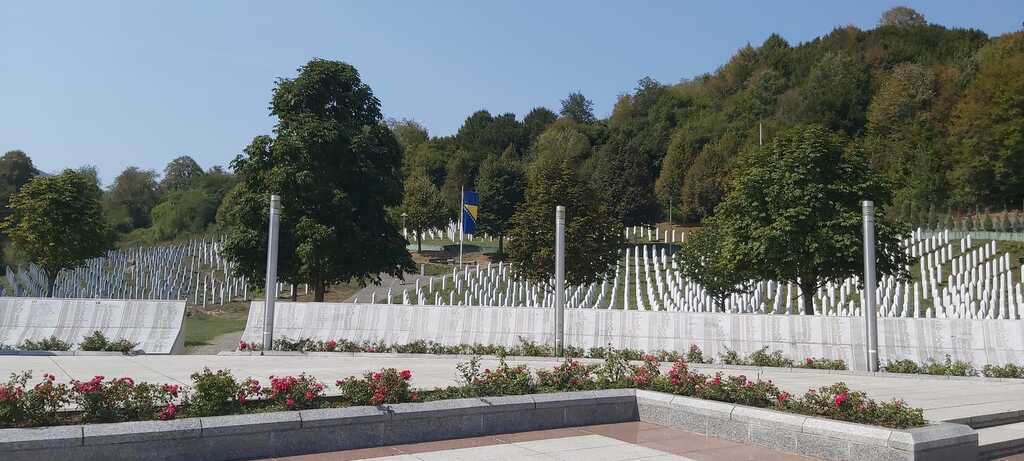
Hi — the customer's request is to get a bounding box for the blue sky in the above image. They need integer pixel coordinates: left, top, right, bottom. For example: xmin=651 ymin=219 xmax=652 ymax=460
xmin=2 ymin=1 xmax=1022 ymax=186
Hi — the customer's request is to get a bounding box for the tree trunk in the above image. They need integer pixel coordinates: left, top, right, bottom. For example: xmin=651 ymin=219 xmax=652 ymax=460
xmin=497 ymin=234 xmax=504 ymax=260
xmin=314 ymin=282 xmax=326 ymax=302
xmin=291 ymin=287 xmax=298 ymax=302
xmin=417 ymin=230 xmax=422 ymax=253
xmin=800 ymin=279 xmax=816 ymax=315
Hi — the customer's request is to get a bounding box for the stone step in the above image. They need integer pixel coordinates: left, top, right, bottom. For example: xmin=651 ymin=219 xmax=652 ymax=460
xmin=978 ymin=421 xmax=1024 ymax=460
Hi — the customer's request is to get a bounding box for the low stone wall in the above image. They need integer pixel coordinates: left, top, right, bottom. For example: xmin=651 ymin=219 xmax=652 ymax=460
xmin=0 ymin=389 xmax=638 ymax=461
xmin=0 ymin=298 xmax=186 ymax=354
xmin=0 ymin=390 xmax=978 ymax=461
xmin=242 ymin=302 xmax=1024 ymax=370
xmin=636 ymin=390 xmax=977 ymax=461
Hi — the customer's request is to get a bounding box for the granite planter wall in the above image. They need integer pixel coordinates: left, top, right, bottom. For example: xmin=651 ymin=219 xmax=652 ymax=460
xmin=0 ymin=389 xmax=978 ymax=461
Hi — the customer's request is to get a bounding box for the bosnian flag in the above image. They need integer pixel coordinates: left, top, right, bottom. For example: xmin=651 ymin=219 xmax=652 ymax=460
xmin=462 ymin=190 xmax=479 ymax=235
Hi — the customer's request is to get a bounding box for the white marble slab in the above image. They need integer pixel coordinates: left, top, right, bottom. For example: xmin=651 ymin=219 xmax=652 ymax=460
xmin=0 ymin=298 xmax=186 ymax=354
xmin=242 ymin=302 xmax=1024 ymax=368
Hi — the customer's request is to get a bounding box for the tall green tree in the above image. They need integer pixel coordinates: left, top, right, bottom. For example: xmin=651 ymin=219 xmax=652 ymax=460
xmin=1 ymin=170 xmax=112 ymax=296
xmin=160 ymin=156 xmax=204 ymax=193
xmin=522 ymin=107 xmax=558 ymax=147
xmin=401 ymin=173 xmax=448 ymax=253
xmin=476 ymin=152 xmax=527 ymax=259
xmin=0 ymin=150 xmax=40 ymax=227
xmin=799 ymin=51 xmax=870 ymax=135
xmin=507 ymin=155 xmax=623 ymax=287
xmin=220 ymin=59 xmax=414 ymax=301
xmin=711 ymin=125 xmax=909 ymax=315
xmin=949 ymin=32 xmax=1024 ymax=208
xmin=106 ymin=166 xmax=161 ymax=231
xmin=559 ymin=92 xmax=596 ymax=124
xmin=879 ymin=6 xmax=926 ymax=27
xmin=673 ymin=224 xmax=749 ymax=311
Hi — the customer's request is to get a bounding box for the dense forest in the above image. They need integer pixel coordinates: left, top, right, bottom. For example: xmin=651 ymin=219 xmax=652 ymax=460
xmin=2 ymin=7 xmax=1023 ymax=262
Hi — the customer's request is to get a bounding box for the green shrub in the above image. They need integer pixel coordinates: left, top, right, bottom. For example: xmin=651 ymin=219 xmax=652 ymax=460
xmin=69 ymin=376 xmax=179 ymax=423
xmin=453 ymin=356 xmax=534 ymax=397
xmin=720 ymin=347 xmax=743 ymax=365
xmin=983 ymin=363 xmax=1024 ymax=378
xmin=184 ymin=368 xmax=251 ymax=417
xmin=19 ymin=336 xmax=71 ymax=351
xmin=883 ymin=359 xmax=921 ymax=374
xmin=747 ymin=347 xmax=793 ymax=367
xmin=686 ymin=344 xmax=711 ymax=364
xmin=537 ymin=358 xmax=597 ymax=392
xmin=337 ymin=366 xmax=413 ymax=403
xmin=0 ymin=372 xmax=70 ymax=428
xmin=79 ymin=331 xmax=109 ymax=351
xmin=801 ymin=357 xmax=847 ymax=370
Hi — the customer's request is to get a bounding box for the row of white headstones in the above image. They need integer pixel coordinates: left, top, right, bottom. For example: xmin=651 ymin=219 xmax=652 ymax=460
xmin=32 ymin=239 xmax=249 ymax=306
xmin=405 ymin=221 xmax=686 ymax=245
xmin=368 ymin=228 xmax=1024 ymax=320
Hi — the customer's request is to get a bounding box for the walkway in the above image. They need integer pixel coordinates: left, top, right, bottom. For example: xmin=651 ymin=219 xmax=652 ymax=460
xmin=263 ymin=422 xmax=814 ymax=461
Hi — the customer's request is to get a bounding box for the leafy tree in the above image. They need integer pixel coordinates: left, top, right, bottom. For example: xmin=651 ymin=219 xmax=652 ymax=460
xmin=106 ymin=166 xmax=161 ymax=231
xmin=388 ymin=118 xmax=429 ymax=152
xmin=949 ymin=32 xmax=1024 ymax=208
xmin=532 ymin=118 xmax=592 ymax=166
xmin=799 ymin=51 xmax=870 ymax=135
xmin=590 ymin=138 xmax=661 ymax=226
xmin=160 ymin=156 xmax=204 ymax=192
xmin=0 ymin=150 xmax=40 ymax=227
xmin=401 ymin=173 xmax=448 ymax=253
xmin=403 ymin=141 xmax=448 ymax=187
xmin=455 ymin=110 xmax=524 ymax=158
xmin=476 ymin=152 xmax=527 ymax=258
xmin=679 ymin=134 xmax=737 ymax=222
xmin=506 ymin=155 xmax=623 ymax=287
xmin=522 ymin=107 xmax=558 ymax=147
xmin=711 ymin=125 xmax=909 ymax=315
xmin=674 ymin=224 xmax=749 ymax=311
xmin=879 ymin=7 xmax=926 ymax=27
xmin=149 ymin=189 xmax=219 ymax=240
xmin=1 ymin=170 xmax=112 ymax=296
xmin=559 ymin=92 xmax=595 ymax=124
xmin=220 ymin=59 xmax=414 ymax=301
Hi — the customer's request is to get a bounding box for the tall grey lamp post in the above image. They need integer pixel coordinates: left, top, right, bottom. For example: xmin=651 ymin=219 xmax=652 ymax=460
xmin=262 ymin=195 xmax=281 ymax=353
xmin=554 ymin=206 xmax=565 ymax=357
xmin=863 ymin=200 xmax=879 ymax=372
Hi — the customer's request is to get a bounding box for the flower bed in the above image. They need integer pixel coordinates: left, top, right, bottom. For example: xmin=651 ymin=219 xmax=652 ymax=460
xmin=0 ymin=353 xmax=922 ymax=430
xmin=239 ymin=337 xmax=847 ymax=370
xmin=1 ymin=331 xmax=138 ymax=354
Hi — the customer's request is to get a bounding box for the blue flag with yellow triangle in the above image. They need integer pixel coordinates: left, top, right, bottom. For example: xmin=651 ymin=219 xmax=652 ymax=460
xmin=462 ymin=190 xmax=479 ymax=235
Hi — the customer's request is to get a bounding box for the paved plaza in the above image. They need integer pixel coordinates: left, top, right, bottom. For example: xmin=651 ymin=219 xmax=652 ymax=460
xmin=265 ymin=422 xmax=814 ymax=461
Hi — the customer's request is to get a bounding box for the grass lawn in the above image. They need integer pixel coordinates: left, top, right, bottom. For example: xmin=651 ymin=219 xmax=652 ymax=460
xmin=184 ymin=312 xmax=248 ymax=347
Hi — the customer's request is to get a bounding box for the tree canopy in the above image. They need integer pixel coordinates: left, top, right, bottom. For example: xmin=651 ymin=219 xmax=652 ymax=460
xmin=1 ymin=170 xmax=112 ymax=295
xmin=475 ymin=152 xmax=527 ymax=258
xmin=507 ymin=154 xmax=623 ymax=287
xmin=709 ymin=125 xmax=909 ymax=314
xmin=401 ymin=172 xmax=448 ymax=253
xmin=220 ymin=59 xmax=414 ymax=301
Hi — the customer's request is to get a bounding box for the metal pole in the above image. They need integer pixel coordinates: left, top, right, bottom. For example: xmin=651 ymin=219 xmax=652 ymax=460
xmin=459 ymin=186 xmax=464 ymax=267
xmin=862 ymin=200 xmax=879 ymax=372
xmin=554 ymin=206 xmax=565 ymax=357
xmin=262 ymin=194 xmax=281 ymax=353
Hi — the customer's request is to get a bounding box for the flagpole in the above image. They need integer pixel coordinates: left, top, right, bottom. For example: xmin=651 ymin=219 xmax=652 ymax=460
xmin=459 ymin=186 xmax=464 ymax=268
